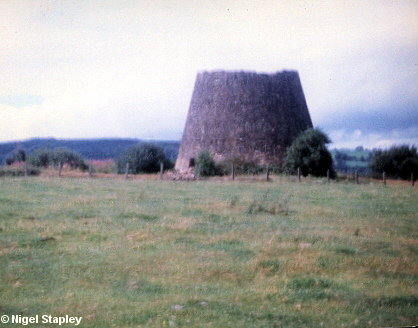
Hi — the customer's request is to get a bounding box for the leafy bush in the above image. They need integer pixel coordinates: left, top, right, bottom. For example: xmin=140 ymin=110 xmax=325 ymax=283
xmin=116 ymin=143 xmax=172 ymax=174
xmin=199 ymin=156 xmax=279 ymax=177
xmin=195 ymin=149 xmax=217 ymax=177
xmin=369 ymin=145 xmax=418 ymax=180
xmin=283 ymin=128 xmax=335 ymax=178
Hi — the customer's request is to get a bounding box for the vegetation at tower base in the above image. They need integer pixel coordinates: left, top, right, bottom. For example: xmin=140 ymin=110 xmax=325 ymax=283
xmin=283 ymin=128 xmax=335 ymax=178
xmin=195 ymin=149 xmax=217 ymax=177
xmin=115 ymin=143 xmax=172 ymax=174
xmin=217 ymin=158 xmax=276 ymax=176
xmin=175 ymin=70 xmax=313 ymax=173
xmin=369 ymin=144 xmax=418 ymax=180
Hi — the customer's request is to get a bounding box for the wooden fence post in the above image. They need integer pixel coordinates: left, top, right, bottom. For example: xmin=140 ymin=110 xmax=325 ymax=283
xmin=159 ymin=162 xmax=164 ymax=180
xmin=196 ymin=164 xmax=201 ymax=179
xmin=383 ymin=172 xmax=386 ymax=186
xmin=266 ymin=165 xmax=270 ymax=181
xmin=297 ymin=167 xmax=301 ymax=183
xmin=412 ymin=173 xmax=414 ymax=187
xmin=58 ymin=162 xmax=62 ymax=178
xmin=24 ymin=162 xmax=28 ymax=178
xmin=124 ymin=163 xmax=129 ymax=180
xmin=89 ymin=159 xmax=93 ymax=178
xmin=355 ymin=171 xmax=358 ymax=185
xmin=231 ymin=163 xmax=235 ymax=181
xmin=327 ymin=169 xmax=330 ymax=183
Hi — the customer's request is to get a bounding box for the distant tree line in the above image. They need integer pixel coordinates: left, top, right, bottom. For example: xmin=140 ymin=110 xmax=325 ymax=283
xmin=1 ymin=147 xmax=89 ymax=176
xmin=0 ymin=138 xmax=180 ymax=164
xmin=2 ymin=142 xmax=175 ymax=175
xmin=331 ymin=148 xmax=373 ymax=175
xmin=27 ymin=148 xmax=88 ymax=170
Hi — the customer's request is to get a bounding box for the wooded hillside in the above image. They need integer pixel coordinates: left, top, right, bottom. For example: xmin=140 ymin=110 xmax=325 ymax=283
xmin=0 ymin=138 xmax=180 ymax=163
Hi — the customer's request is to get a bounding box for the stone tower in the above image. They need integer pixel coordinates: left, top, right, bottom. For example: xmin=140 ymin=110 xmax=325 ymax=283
xmin=175 ymin=70 xmax=313 ymax=172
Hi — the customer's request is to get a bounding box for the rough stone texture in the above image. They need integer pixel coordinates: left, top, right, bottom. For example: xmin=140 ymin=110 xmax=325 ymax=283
xmin=175 ymin=70 xmax=313 ymax=173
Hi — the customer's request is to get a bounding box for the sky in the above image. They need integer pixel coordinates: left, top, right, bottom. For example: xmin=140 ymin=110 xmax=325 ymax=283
xmin=1 ymin=0 xmax=417 ymax=149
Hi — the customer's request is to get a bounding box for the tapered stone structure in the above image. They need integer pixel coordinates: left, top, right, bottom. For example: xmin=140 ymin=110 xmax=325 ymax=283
xmin=175 ymin=70 xmax=313 ymax=172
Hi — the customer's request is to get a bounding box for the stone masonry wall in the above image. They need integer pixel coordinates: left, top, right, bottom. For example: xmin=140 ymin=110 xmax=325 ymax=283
xmin=175 ymin=70 xmax=313 ymax=172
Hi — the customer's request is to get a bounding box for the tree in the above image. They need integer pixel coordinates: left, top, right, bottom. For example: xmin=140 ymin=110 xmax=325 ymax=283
xmin=116 ymin=143 xmax=172 ymax=174
xmin=195 ymin=149 xmax=217 ymax=177
xmin=5 ymin=156 xmax=15 ymax=165
xmin=4 ymin=148 xmax=26 ymax=165
xmin=283 ymin=128 xmax=335 ymax=177
xmin=27 ymin=148 xmax=52 ymax=167
xmin=14 ymin=149 xmax=26 ymax=162
xmin=369 ymin=145 xmax=418 ymax=180
xmin=51 ymin=148 xmax=88 ymax=170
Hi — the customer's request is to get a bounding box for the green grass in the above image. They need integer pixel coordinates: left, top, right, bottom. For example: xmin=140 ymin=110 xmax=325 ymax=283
xmin=0 ymin=176 xmax=417 ymax=327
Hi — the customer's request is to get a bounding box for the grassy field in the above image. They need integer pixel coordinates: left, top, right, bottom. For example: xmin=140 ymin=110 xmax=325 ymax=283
xmin=1 ymin=175 xmax=417 ymax=327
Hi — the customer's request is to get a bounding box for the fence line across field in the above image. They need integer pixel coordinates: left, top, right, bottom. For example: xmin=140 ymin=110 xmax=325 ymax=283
xmin=46 ymin=162 xmax=416 ymax=187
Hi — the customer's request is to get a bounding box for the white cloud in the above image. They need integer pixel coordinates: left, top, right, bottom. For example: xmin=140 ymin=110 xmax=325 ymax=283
xmin=329 ymin=127 xmax=418 ymax=149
